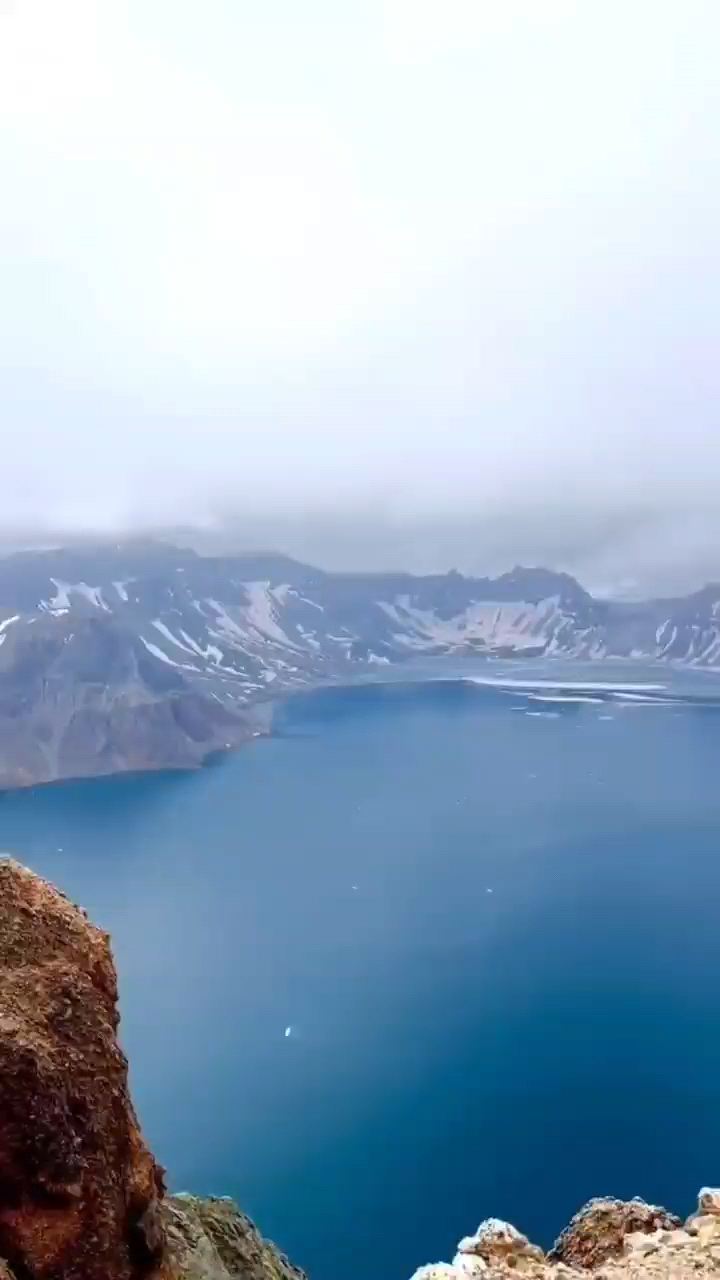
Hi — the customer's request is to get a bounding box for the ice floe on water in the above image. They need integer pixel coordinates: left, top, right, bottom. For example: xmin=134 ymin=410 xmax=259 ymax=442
xmin=464 ymin=676 xmax=668 ymax=693
xmin=456 ymin=673 xmax=720 ymax=710
xmin=527 ymin=693 xmax=605 ymax=704
xmin=609 ymin=696 xmax=676 ymax=706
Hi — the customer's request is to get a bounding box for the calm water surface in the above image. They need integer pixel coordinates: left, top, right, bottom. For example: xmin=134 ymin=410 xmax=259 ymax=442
xmin=2 ymin=661 xmax=720 ymax=1280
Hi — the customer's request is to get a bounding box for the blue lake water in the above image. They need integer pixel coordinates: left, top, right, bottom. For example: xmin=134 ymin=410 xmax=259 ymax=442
xmin=2 ymin=662 xmax=720 ymax=1279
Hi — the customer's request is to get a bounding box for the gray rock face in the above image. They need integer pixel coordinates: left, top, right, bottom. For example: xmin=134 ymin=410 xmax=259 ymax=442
xmin=162 ymin=1196 xmax=306 ymax=1280
xmin=0 ymin=538 xmax=719 ymax=785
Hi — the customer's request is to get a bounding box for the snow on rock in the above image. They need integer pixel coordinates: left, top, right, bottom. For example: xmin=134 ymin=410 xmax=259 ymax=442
xmin=239 ymin=581 xmax=301 ymax=650
xmin=139 ymin=637 xmax=185 ymax=667
xmin=698 ymin=633 xmax=720 ymax=664
xmin=296 ymin=627 xmax=321 ymax=650
xmin=378 ymin=595 xmax=564 ymax=652
xmin=698 ymin=1188 xmax=720 ymax=1216
xmin=411 ymin=1218 xmax=543 ymax=1280
xmin=46 ymin=580 xmax=110 ymax=612
xmin=203 ymin=598 xmax=255 ymax=650
xmin=151 ymin=620 xmax=197 ymax=655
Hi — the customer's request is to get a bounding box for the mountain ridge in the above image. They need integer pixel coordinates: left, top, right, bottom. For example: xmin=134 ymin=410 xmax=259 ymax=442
xmin=0 ymin=539 xmax=719 ymax=786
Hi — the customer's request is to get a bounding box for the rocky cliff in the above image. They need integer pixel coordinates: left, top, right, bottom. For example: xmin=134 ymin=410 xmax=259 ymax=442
xmin=1 ymin=539 xmax=720 ymax=786
xmin=0 ymin=854 xmax=718 ymax=1280
xmin=0 ymin=857 xmax=305 ymax=1280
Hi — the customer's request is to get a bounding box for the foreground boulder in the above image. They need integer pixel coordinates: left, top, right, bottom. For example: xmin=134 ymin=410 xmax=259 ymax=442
xmin=549 ymin=1197 xmax=681 ymax=1269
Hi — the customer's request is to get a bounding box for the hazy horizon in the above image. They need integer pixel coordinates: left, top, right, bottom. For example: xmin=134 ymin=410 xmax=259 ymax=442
xmin=2 ymin=2 xmax=719 ymax=592
xmin=1 ymin=510 xmax=720 ymax=600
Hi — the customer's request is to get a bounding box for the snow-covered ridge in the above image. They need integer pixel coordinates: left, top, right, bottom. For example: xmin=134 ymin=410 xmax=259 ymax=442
xmin=1 ymin=544 xmax=720 ymax=787
xmin=3 ymin=547 xmax=720 ymax=714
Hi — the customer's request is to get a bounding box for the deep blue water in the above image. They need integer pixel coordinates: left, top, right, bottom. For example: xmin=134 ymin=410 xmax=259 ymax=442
xmin=2 ymin=665 xmax=720 ymax=1280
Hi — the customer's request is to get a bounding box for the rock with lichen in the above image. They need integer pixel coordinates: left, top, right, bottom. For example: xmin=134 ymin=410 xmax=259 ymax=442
xmin=161 ymin=1195 xmax=306 ymax=1280
xmin=548 ymin=1197 xmax=682 ymax=1269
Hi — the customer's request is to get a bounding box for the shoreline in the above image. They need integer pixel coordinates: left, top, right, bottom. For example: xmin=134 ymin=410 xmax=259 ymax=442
xmin=3 ymin=655 xmax=720 ymax=794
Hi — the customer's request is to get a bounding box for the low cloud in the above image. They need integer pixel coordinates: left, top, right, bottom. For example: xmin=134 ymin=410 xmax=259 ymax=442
xmin=1 ymin=2 xmax=718 ymax=594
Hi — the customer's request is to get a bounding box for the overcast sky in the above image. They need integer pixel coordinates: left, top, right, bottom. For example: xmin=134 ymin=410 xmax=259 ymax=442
xmin=1 ymin=1 xmax=719 ymax=590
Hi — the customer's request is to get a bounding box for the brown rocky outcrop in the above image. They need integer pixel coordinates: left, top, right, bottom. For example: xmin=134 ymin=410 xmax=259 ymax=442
xmin=548 ymin=1198 xmax=682 ymax=1269
xmin=0 ymin=858 xmax=164 ymax=1279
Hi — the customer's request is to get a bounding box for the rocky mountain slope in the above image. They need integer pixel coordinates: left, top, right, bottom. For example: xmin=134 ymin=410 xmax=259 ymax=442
xmin=1 ymin=853 xmax=719 ymax=1280
xmin=1 ymin=539 xmax=720 ymax=785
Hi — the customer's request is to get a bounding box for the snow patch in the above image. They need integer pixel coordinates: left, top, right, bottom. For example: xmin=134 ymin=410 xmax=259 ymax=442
xmin=296 ymin=627 xmax=321 ymax=650
xmin=378 ymin=595 xmax=563 ymax=652
xmin=240 ymin=581 xmax=301 ymax=649
xmin=151 ymin=619 xmax=197 ymax=654
xmin=47 ymin=579 xmax=110 ymax=612
xmin=140 ymin=638 xmax=183 ymax=667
